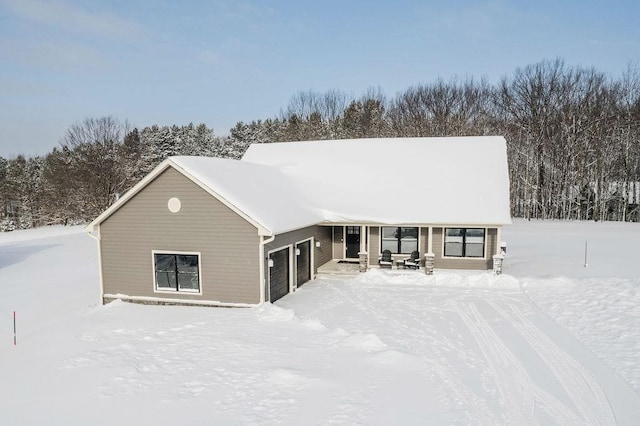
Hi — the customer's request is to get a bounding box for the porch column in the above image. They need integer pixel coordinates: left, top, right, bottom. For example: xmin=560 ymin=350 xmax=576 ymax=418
xmin=358 ymin=251 xmax=368 ymax=273
xmin=427 ymin=226 xmax=433 ymax=254
xmin=424 ymin=252 xmax=435 ymax=275
xmin=493 ymin=254 xmax=504 ymax=275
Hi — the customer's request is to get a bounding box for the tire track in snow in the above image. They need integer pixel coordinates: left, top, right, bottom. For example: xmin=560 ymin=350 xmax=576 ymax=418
xmin=451 ymin=300 xmax=581 ymax=424
xmin=322 ymin=284 xmax=499 ymax=424
xmin=487 ymin=300 xmax=616 ymax=425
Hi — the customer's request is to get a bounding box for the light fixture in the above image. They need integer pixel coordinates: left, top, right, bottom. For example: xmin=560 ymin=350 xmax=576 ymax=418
xmin=315 ymin=241 xmax=321 ymax=248
xmin=268 ymin=259 xmax=274 ymax=268
xmin=295 ymin=248 xmax=301 ymax=256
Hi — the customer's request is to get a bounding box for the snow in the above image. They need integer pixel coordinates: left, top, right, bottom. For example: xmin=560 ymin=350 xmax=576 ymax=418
xmin=88 ymin=156 xmax=323 ymax=235
xmin=169 ymin=156 xmax=322 ymax=234
xmin=89 ymin=137 xmax=510 ymax=236
xmin=2 ymin=219 xmax=640 ymax=424
xmin=503 ymin=219 xmax=640 ymax=279
xmin=242 ymin=136 xmax=511 ymax=225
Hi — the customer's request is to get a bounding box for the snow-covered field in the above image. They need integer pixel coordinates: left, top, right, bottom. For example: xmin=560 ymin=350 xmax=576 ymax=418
xmin=1 ymin=220 xmax=639 ymax=425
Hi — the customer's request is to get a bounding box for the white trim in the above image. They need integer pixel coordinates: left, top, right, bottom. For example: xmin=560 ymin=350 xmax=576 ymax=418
xmin=343 ymin=225 xmax=346 ymax=259
xmin=294 ymin=237 xmax=314 ymax=289
xmin=168 ymin=160 xmax=272 ymax=235
xmin=266 ymin=244 xmax=294 ymax=302
xmin=87 ymin=227 xmax=105 ymax=303
xmin=85 ymin=160 xmax=173 ymax=233
xmin=152 ymin=250 xmax=203 ymax=295
xmin=441 ymin=227 xmax=489 ymax=260
xmin=85 ymin=158 xmax=271 ymax=236
xmin=366 ymin=225 xmax=371 ymax=266
xmin=259 ymin=234 xmax=275 ymax=305
xmin=103 ymin=294 xmax=258 ymax=308
xmin=167 ymin=197 xmax=181 ymax=213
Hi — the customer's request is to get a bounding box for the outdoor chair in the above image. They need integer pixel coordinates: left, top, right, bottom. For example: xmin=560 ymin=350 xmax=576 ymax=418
xmin=403 ymin=250 xmax=420 ymax=270
xmin=379 ymin=249 xmax=393 ymax=269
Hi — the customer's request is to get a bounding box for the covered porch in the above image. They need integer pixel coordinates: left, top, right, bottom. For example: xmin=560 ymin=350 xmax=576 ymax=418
xmin=316 ymin=258 xmax=425 ymax=276
xmin=323 ymin=224 xmax=503 ymax=273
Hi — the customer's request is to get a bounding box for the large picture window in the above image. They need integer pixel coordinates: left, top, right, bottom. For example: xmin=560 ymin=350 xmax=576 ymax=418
xmin=154 ymin=253 xmax=201 ymax=292
xmin=381 ymin=227 xmax=418 ymax=254
xmin=444 ymin=228 xmax=485 ymax=258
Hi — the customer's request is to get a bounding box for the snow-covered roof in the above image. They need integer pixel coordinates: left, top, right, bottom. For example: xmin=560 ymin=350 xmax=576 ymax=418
xmin=86 ymin=156 xmax=322 ymax=236
xmin=88 ymin=136 xmax=510 ymax=236
xmin=169 ymin=156 xmax=322 ymax=234
xmin=242 ymin=136 xmax=511 ymax=226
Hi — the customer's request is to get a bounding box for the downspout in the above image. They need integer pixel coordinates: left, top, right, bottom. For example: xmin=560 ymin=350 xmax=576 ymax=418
xmin=258 ymin=234 xmax=276 ymax=305
xmin=86 ymin=226 xmax=105 ymax=304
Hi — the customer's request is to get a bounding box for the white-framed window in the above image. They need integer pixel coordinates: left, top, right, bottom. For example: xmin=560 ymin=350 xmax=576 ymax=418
xmin=444 ymin=228 xmax=485 ymax=258
xmin=153 ymin=251 xmax=201 ymax=293
xmin=381 ymin=227 xmax=418 ymax=254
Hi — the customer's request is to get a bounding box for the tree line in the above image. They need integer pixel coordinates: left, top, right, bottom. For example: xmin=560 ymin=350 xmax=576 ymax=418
xmin=1 ymin=59 xmax=639 ymax=230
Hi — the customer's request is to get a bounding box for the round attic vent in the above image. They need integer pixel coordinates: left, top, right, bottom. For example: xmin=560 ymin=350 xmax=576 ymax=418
xmin=168 ymin=197 xmax=181 ymax=213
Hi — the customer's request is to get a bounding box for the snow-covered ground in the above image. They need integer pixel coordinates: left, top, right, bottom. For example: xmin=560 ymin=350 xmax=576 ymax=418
xmin=0 ymin=220 xmax=639 ymax=425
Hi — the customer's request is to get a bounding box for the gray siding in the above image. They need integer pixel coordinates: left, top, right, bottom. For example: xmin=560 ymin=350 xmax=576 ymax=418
xmin=100 ymin=167 xmax=261 ymax=304
xmin=264 ymin=225 xmax=332 ymax=274
xmin=316 ymin=226 xmax=333 ymax=267
xmin=263 ymin=225 xmax=332 ymax=298
xmin=369 ymin=226 xmax=380 ymax=265
xmin=332 ymin=226 xmax=344 ymax=259
xmin=432 ymin=227 xmax=498 ymax=270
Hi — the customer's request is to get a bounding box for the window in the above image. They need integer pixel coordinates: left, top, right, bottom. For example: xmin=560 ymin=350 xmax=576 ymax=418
xmin=381 ymin=227 xmax=418 ymax=254
xmin=154 ymin=253 xmax=200 ymax=292
xmin=444 ymin=228 xmax=485 ymax=258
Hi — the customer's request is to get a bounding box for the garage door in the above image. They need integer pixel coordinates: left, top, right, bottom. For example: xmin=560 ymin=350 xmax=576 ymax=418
xmin=269 ymin=248 xmax=290 ymax=302
xmin=296 ymin=240 xmax=311 ymax=287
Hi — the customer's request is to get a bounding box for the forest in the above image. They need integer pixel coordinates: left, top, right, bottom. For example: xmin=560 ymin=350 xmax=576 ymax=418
xmin=1 ymin=59 xmax=639 ymax=230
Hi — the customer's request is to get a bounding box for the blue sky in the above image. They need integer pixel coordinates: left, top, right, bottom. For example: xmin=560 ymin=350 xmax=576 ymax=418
xmin=1 ymin=0 xmax=638 ymax=157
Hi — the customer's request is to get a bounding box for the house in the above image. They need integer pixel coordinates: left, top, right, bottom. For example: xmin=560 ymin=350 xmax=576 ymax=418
xmin=86 ymin=136 xmax=511 ymax=307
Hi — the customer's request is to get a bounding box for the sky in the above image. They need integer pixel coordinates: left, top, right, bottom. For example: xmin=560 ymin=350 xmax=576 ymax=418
xmin=0 ymin=0 xmax=638 ymax=158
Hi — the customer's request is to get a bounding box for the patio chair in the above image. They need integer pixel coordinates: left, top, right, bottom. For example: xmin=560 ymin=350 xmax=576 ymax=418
xmin=379 ymin=249 xmax=393 ymax=269
xmin=403 ymin=251 xmax=420 ymax=270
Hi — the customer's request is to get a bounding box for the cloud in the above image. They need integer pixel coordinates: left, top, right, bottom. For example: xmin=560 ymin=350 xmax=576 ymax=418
xmin=1 ymin=0 xmax=146 ymax=42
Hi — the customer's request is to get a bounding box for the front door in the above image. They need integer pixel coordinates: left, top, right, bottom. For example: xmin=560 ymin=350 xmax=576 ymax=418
xmin=345 ymin=226 xmax=361 ymax=259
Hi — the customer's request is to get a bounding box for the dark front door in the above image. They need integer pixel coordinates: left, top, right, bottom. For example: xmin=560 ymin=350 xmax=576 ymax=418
xmin=296 ymin=240 xmax=311 ymax=287
xmin=269 ymin=248 xmax=290 ymax=302
xmin=345 ymin=226 xmax=361 ymax=259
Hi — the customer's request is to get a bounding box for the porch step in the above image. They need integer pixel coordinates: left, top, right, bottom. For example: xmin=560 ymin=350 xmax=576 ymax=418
xmin=316 ymin=260 xmax=360 ymax=276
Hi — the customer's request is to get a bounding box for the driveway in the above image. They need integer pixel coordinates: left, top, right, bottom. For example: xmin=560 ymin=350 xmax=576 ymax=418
xmin=279 ymin=269 xmax=640 ymax=425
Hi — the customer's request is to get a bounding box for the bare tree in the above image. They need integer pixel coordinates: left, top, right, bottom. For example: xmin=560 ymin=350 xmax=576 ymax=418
xmin=58 ymin=116 xmax=130 ymax=219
